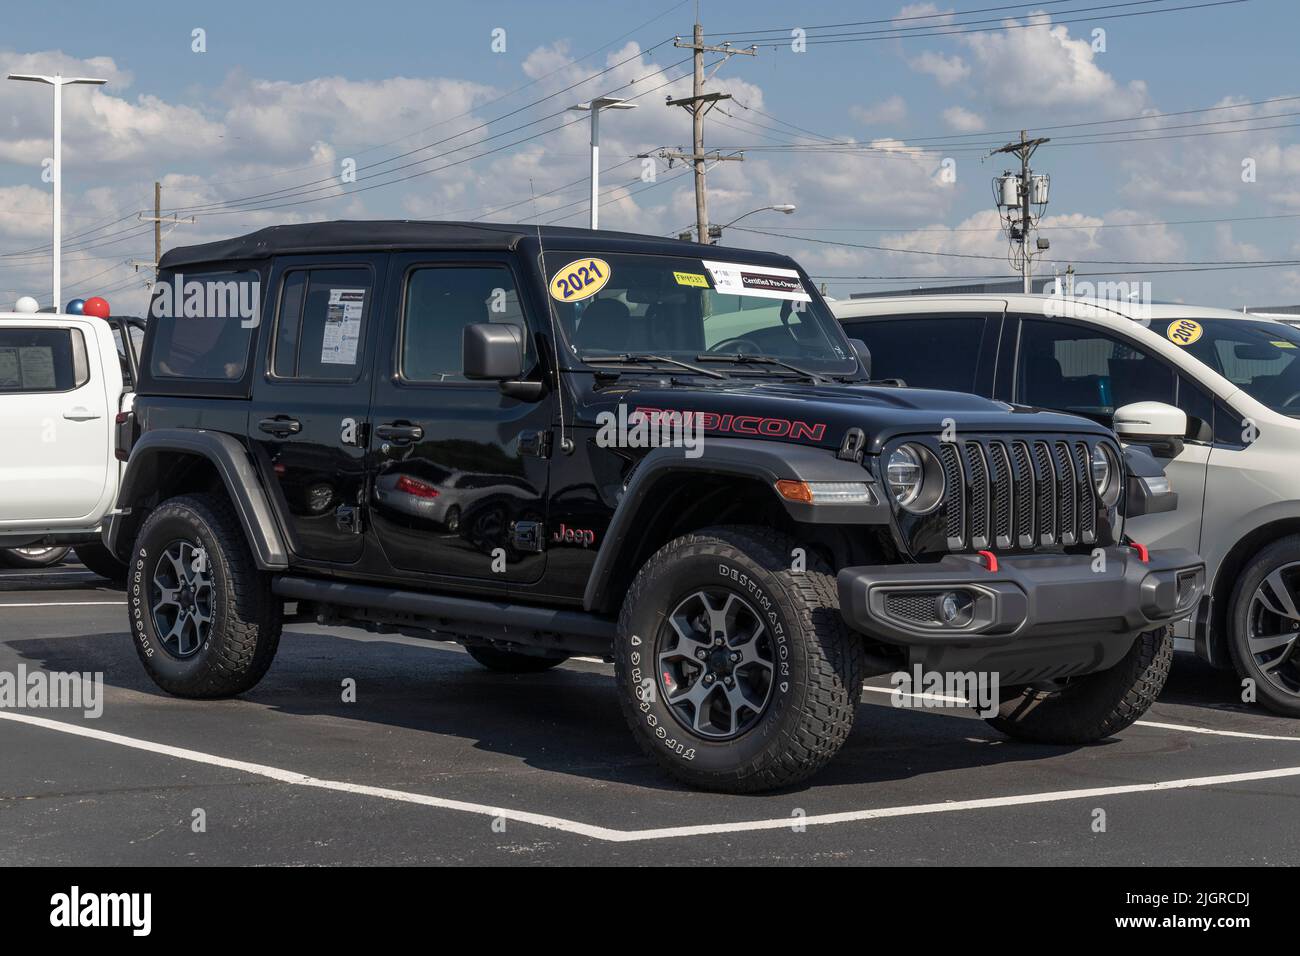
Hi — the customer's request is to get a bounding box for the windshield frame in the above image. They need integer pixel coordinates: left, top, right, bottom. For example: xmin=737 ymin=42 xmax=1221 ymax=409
xmin=535 ymin=247 xmax=862 ymax=379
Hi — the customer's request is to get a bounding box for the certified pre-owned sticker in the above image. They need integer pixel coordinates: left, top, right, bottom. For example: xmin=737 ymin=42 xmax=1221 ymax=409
xmin=549 ymin=258 xmax=611 ymax=302
xmin=1166 ymin=318 xmax=1203 ymax=346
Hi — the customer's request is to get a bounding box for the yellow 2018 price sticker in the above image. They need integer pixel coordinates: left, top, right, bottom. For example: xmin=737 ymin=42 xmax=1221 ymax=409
xmin=549 ymin=258 xmax=611 ymax=302
xmin=1166 ymin=318 xmax=1203 ymax=346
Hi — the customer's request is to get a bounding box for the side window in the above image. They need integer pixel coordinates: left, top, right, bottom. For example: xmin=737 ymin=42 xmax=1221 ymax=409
xmin=272 ymin=268 xmax=372 ymax=382
xmin=400 ymin=265 xmax=530 ymax=384
xmin=0 ymin=327 xmax=87 ymax=392
xmin=1018 ymin=319 xmax=1174 ymax=418
xmin=148 ymin=270 xmax=259 ymax=381
xmin=844 ymin=317 xmax=986 ymax=392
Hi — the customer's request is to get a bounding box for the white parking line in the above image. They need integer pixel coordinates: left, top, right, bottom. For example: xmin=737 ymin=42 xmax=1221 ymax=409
xmin=3 ymin=709 xmax=1299 ymax=843
xmin=0 ymin=601 xmax=124 ymax=608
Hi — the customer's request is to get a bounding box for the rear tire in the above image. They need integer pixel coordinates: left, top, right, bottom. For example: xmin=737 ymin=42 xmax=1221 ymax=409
xmin=615 ymin=525 xmax=865 ymax=793
xmin=74 ymin=541 xmax=128 ymax=582
xmin=129 ymin=493 xmax=282 ymax=698
xmin=986 ymin=625 xmax=1172 ymax=743
xmin=465 ymin=644 xmax=567 ymax=673
xmin=0 ymin=546 xmax=70 ymax=569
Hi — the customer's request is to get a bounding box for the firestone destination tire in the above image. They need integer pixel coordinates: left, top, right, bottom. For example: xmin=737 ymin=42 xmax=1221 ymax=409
xmin=614 ymin=525 xmax=865 ymax=793
xmin=129 ymin=493 xmax=282 ymax=699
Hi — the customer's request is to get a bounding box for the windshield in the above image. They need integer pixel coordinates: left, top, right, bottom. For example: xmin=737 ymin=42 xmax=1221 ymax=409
xmin=543 ymin=252 xmax=857 ymax=375
xmin=1150 ymin=317 xmax=1300 ymax=414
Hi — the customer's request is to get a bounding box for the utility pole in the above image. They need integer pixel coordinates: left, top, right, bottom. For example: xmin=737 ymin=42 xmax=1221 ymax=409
xmin=663 ymin=22 xmax=755 ymax=244
xmin=990 ymin=131 xmax=1051 ymax=293
xmin=134 ymin=181 xmax=194 ymax=281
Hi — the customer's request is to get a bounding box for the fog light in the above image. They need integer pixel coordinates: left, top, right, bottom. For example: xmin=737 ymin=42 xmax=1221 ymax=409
xmin=939 ymin=590 xmax=974 ymax=627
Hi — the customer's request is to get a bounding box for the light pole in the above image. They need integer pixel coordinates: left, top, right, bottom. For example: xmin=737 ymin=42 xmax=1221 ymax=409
xmin=8 ymin=73 xmax=107 ymax=309
xmin=710 ymin=203 xmax=796 ymax=243
xmin=569 ymin=97 xmax=636 ymax=230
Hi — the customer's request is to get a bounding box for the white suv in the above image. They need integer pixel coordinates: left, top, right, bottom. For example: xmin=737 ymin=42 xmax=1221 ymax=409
xmin=834 ymin=292 xmax=1300 ymax=717
xmin=0 ymin=304 xmax=139 ymax=579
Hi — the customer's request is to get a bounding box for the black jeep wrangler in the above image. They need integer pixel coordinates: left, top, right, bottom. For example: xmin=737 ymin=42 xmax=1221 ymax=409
xmin=107 ymin=221 xmax=1205 ymax=792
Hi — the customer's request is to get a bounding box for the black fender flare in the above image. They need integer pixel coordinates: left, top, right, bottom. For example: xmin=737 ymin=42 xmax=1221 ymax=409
xmin=581 ymin=438 xmax=888 ymax=613
xmin=106 ymin=428 xmax=290 ymax=570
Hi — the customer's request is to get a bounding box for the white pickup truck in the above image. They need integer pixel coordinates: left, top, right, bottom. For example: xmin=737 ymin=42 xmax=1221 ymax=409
xmin=0 ymin=300 xmax=140 ymax=579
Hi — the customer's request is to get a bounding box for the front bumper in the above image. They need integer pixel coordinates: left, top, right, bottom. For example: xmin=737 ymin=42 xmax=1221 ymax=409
xmin=837 ymin=546 xmax=1205 ymax=682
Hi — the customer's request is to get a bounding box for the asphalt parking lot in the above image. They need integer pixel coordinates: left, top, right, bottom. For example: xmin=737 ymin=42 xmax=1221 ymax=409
xmin=2 ymin=563 xmax=1299 ymax=866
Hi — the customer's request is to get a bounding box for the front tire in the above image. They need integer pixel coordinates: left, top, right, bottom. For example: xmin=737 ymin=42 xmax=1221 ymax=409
xmin=987 ymin=625 xmax=1172 ymax=743
xmin=1227 ymin=536 xmax=1300 ymax=717
xmin=129 ymin=493 xmax=282 ymax=698
xmin=615 ymin=526 xmax=865 ymax=793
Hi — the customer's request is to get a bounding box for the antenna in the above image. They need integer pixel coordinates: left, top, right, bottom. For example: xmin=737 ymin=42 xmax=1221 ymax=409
xmin=530 ymin=180 xmax=574 ymax=454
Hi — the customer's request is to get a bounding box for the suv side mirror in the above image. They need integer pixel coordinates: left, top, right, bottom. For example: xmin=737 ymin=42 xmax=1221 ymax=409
xmin=462 ymin=323 xmax=544 ymax=400
xmin=1114 ymin=401 xmax=1187 ymax=458
xmin=463 ymin=323 xmax=524 ymax=380
xmin=849 ymin=338 xmax=871 ymax=379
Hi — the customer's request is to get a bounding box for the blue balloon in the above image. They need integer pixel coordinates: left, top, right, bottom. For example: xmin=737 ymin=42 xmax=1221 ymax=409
xmin=65 ymin=298 xmax=86 ymax=314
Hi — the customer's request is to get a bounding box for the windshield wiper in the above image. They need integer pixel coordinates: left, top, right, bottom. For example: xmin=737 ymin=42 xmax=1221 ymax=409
xmin=579 ymin=352 xmax=728 ymax=380
xmin=694 ymin=353 xmax=827 ymax=384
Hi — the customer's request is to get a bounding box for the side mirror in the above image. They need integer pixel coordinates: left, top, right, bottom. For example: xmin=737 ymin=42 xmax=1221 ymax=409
xmin=849 ymin=338 xmax=871 ymax=379
xmin=1113 ymin=401 xmax=1187 ymax=458
xmin=463 ymin=323 xmax=524 ymax=380
xmin=462 ymin=323 xmax=544 ymax=400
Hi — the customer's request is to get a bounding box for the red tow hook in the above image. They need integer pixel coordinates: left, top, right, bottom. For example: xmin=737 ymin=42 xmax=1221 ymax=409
xmin=1128 ymin=540 xmax=1150 ymax=564
xmin=977 ymin=550 xmax=999 ymax=572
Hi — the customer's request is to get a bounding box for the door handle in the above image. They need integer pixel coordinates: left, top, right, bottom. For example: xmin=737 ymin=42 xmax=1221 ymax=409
xmin=63 ymin=407 xmax=101 ymax=422
xmin=375 ymin=422 xmax=424 ymax=444
xmin=259 ymin=416 xmax=302 ymax=436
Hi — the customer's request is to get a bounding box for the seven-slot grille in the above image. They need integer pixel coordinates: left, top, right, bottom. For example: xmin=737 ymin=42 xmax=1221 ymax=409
xmin=936 ymin=437 xmax=1102 ymax=552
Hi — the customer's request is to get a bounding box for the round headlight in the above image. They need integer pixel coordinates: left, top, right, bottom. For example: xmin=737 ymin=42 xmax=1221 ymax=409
xmin=1091 ymin=444 xmax=1121 ymax=506
xmin=886 ymin=445 xmax=924 ymax=509
xmin=1090 ymin=444 xmax=1110 ymax=494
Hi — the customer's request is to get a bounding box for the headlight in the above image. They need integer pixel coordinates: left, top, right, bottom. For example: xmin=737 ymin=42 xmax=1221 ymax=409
xmin=1092 ymin=444 xmax=1121 ymax=507
xmin=1090 ymin=444 xmax=1111 ymax=494
xmin=886 ymin=445 xmax=924 ymax=508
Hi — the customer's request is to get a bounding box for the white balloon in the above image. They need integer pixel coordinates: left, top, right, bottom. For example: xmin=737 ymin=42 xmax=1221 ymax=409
xmin=14 ymin=296 xmax=40 ymax=314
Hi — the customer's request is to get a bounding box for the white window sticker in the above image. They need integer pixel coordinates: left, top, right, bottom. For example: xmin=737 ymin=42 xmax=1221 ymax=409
xmin=321 ymin=288 xmax=366 ymax=365
xmin=701 ymin=260 xmax=811 ymax=303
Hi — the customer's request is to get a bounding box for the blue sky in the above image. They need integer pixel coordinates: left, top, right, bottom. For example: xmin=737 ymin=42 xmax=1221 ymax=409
xmin=0 ymin=0 xmax=1296 ymax=311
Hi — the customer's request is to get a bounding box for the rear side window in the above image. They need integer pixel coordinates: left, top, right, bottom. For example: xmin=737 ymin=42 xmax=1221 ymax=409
xmin=844 ymin=316 xmax=986 ymax=391
xmin=272 ymin=267 xmax=373 ymax=382
xmin=148 ymin=270 xmax=260 ymax=380
xmin=0 ymin=327 xmax=88 ymax=392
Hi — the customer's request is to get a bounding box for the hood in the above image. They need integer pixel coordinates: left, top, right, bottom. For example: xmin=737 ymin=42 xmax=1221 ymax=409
xmin=572 ymin=377 xmax=1112 ymax=453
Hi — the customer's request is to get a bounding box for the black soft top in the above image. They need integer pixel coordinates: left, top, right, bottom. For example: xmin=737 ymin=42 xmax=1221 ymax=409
xmin=158 ymin=220 xmax=800 ymax=271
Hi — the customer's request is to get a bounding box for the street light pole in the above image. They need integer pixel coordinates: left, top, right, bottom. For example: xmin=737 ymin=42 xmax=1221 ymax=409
xmin=8 ymin=73 xmax=107 ymax=309
xmin=569 ymin=97 xmax=636 ymax=230
xmin=711 ymin=203 xmax=797 ymax=243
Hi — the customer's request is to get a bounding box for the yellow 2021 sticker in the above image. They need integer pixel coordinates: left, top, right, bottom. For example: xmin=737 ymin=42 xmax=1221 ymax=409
xmin=1166 ymin=318 xmax=1203 ymax=346
xmin=549 ymin=258 xmax=611 ymax=302
xmin=673 ymin=271 xmax=709 ymax=288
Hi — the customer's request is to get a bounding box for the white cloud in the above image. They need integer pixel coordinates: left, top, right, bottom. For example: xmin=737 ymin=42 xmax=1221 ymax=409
xmin=941 ymin=106 xmax=985 ymax=132
xmin=906 ymin=51 xmax=969 ymax=87
xmin=852 ymin=95 xmax=907 ymax=126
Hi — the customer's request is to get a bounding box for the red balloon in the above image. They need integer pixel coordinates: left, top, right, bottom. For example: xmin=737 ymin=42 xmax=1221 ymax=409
xmin=82 ymin=296 xmax=110 ymax=318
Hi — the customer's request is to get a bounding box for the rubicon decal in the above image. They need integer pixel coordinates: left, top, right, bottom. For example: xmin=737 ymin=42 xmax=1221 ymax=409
xmin=635 ymin=406 xmax=826 ymax=442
